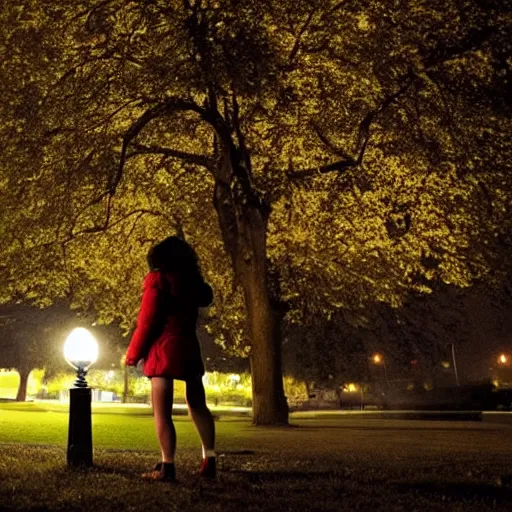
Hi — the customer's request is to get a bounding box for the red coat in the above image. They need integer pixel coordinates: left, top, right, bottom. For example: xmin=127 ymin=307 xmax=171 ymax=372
xmin=125 ymin=270 xmax=213 ymax=379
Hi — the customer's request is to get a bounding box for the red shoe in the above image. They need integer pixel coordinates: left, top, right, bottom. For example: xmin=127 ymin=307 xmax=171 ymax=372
xmin=142 ymin=462 xmax=176 ymax=482
xmin=200 ymin=457 xmax=216 ymax=479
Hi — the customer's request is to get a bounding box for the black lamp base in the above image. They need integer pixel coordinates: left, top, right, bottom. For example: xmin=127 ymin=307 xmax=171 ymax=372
xmin=67 ymin=387 xmax=93 ymax=467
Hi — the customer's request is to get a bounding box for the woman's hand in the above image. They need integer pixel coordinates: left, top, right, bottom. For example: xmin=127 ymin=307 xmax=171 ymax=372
xmin=125 ymin=354 xmax=138 ymax=367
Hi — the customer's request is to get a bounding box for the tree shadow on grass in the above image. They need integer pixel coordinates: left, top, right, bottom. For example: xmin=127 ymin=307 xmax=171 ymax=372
xmin=225 ymin=468 xmax=339 ymax=483
xmin=218 ymin=450 xmax=256 ymax=456
xmin=396 ymin=480 xmax=512 ymax=507
xmin=62 ymin=464 xmax=138 ymax=479
xmin=293 ymin=425 xmax=501 ymax=432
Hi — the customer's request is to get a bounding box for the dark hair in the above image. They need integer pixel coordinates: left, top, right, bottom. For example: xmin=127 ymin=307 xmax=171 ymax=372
xmin=147 ymin=236 xmax=201 ymax=276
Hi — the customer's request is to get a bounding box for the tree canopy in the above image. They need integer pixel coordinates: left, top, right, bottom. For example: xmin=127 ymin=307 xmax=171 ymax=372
xmin=0 ymin=0 xmax=510 ymax=421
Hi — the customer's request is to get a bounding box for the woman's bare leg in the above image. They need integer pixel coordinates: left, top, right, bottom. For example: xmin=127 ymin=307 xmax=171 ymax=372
xmin=186 ymin=377 xmax=215 ymax=457
xmin=151 ymin=377 xmax=176 ymax=462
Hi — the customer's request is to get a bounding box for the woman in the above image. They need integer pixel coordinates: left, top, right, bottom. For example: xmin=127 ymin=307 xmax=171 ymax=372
xmin=125 ymin=236 xmax=216 ymax=482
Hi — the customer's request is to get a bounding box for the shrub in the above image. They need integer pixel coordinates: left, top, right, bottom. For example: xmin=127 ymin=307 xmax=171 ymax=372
xmin=203 ymin=372 xmax=252 ymax=406
xmin=283 ymin=376 xmax=308 ymax=404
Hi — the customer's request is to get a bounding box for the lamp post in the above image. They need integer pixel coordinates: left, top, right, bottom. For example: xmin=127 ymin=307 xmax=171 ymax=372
xmin=64 ymin=327 xmax=98 ymax=467
xmin=372 ymin=353 xmax=390 ymax=390
xmin=450 ymin=343 xmax=460 ymax=386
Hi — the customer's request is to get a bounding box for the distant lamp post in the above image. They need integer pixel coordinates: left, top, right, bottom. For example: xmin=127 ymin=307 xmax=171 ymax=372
xmin=498 ymin=354 xmax=508 ymax=365
xmin=64 ymin=327 xmax=98 ymax=467
xmin=372 ymin=353 xmax=390 ymax=389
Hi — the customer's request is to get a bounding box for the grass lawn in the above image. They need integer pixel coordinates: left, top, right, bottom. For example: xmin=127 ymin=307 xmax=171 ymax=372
xmin=1 ymin=402 xmax=512 ymax=511
xmin=0 ymin=371 xmax=21 ymax=399
xmin=0 ymin=401 xmax=250 ymax=451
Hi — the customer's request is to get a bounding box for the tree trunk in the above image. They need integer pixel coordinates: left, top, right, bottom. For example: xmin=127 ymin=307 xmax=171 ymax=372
xmin=304 ymin=380 xmax=311 ymax=398
xmin=213 ymin=152 xmax=288 ymax=425
xmin=16 ymin=368 xmax=30 ymax=402
xmin=244 ymin=264 xmax=288 ymax=425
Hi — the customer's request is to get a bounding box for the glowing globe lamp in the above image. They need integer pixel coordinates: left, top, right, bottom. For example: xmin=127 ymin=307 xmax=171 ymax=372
xmin=64 ymin=327 xmax=98 ymax=388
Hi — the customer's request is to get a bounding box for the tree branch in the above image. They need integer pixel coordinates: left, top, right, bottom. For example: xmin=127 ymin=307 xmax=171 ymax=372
xmin=287 ymin=158 xmax=358 ymax=180
xmin=65 ymin=97 xmax=207 ymax=238
xmin=423 ymin=25 xmax=495 ymax=70
xmin=85 ymin=98 xmax=143 ymax=132
xmin=354 ymin=70 xmax=416 ymax=165
xmin=65 ymin=208 xmax=170 ymax=242
xmin=113 ymin=96 xmax=206 ymax=193
xmin=288 ymin=9 xmax=316 ymax=64
xmin=287 ymin=22 xmax=496 ymax=182
xmin=288 ymin=70 xmax=416 ymax=180
xmin=231 ymin=89 xmax=252 ymax=179
xmin=128 ymin=143 xmax=214 ymax=170
xmin=321 ymin=0 xmax=350 ymax=20
xmin=310 ymin=121 xmax=354 ymax=162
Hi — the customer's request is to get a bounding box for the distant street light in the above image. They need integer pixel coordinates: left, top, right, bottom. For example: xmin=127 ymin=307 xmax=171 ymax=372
xmin=64 ymin=327 xmax=98 ymax=467
xmin=498 ymin=354 xmax=508 ymax=365
xmin=371 ymin=353 xmax=390 ymax=389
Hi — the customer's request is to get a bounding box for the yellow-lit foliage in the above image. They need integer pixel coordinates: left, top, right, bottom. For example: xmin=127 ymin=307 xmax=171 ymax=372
xmin=0 ymin=0 xmax=510 ymax=355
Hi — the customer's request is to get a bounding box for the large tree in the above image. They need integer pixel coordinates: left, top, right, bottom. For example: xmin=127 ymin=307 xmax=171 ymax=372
xmin=0 ymin=0 xmax=510 ymax=423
